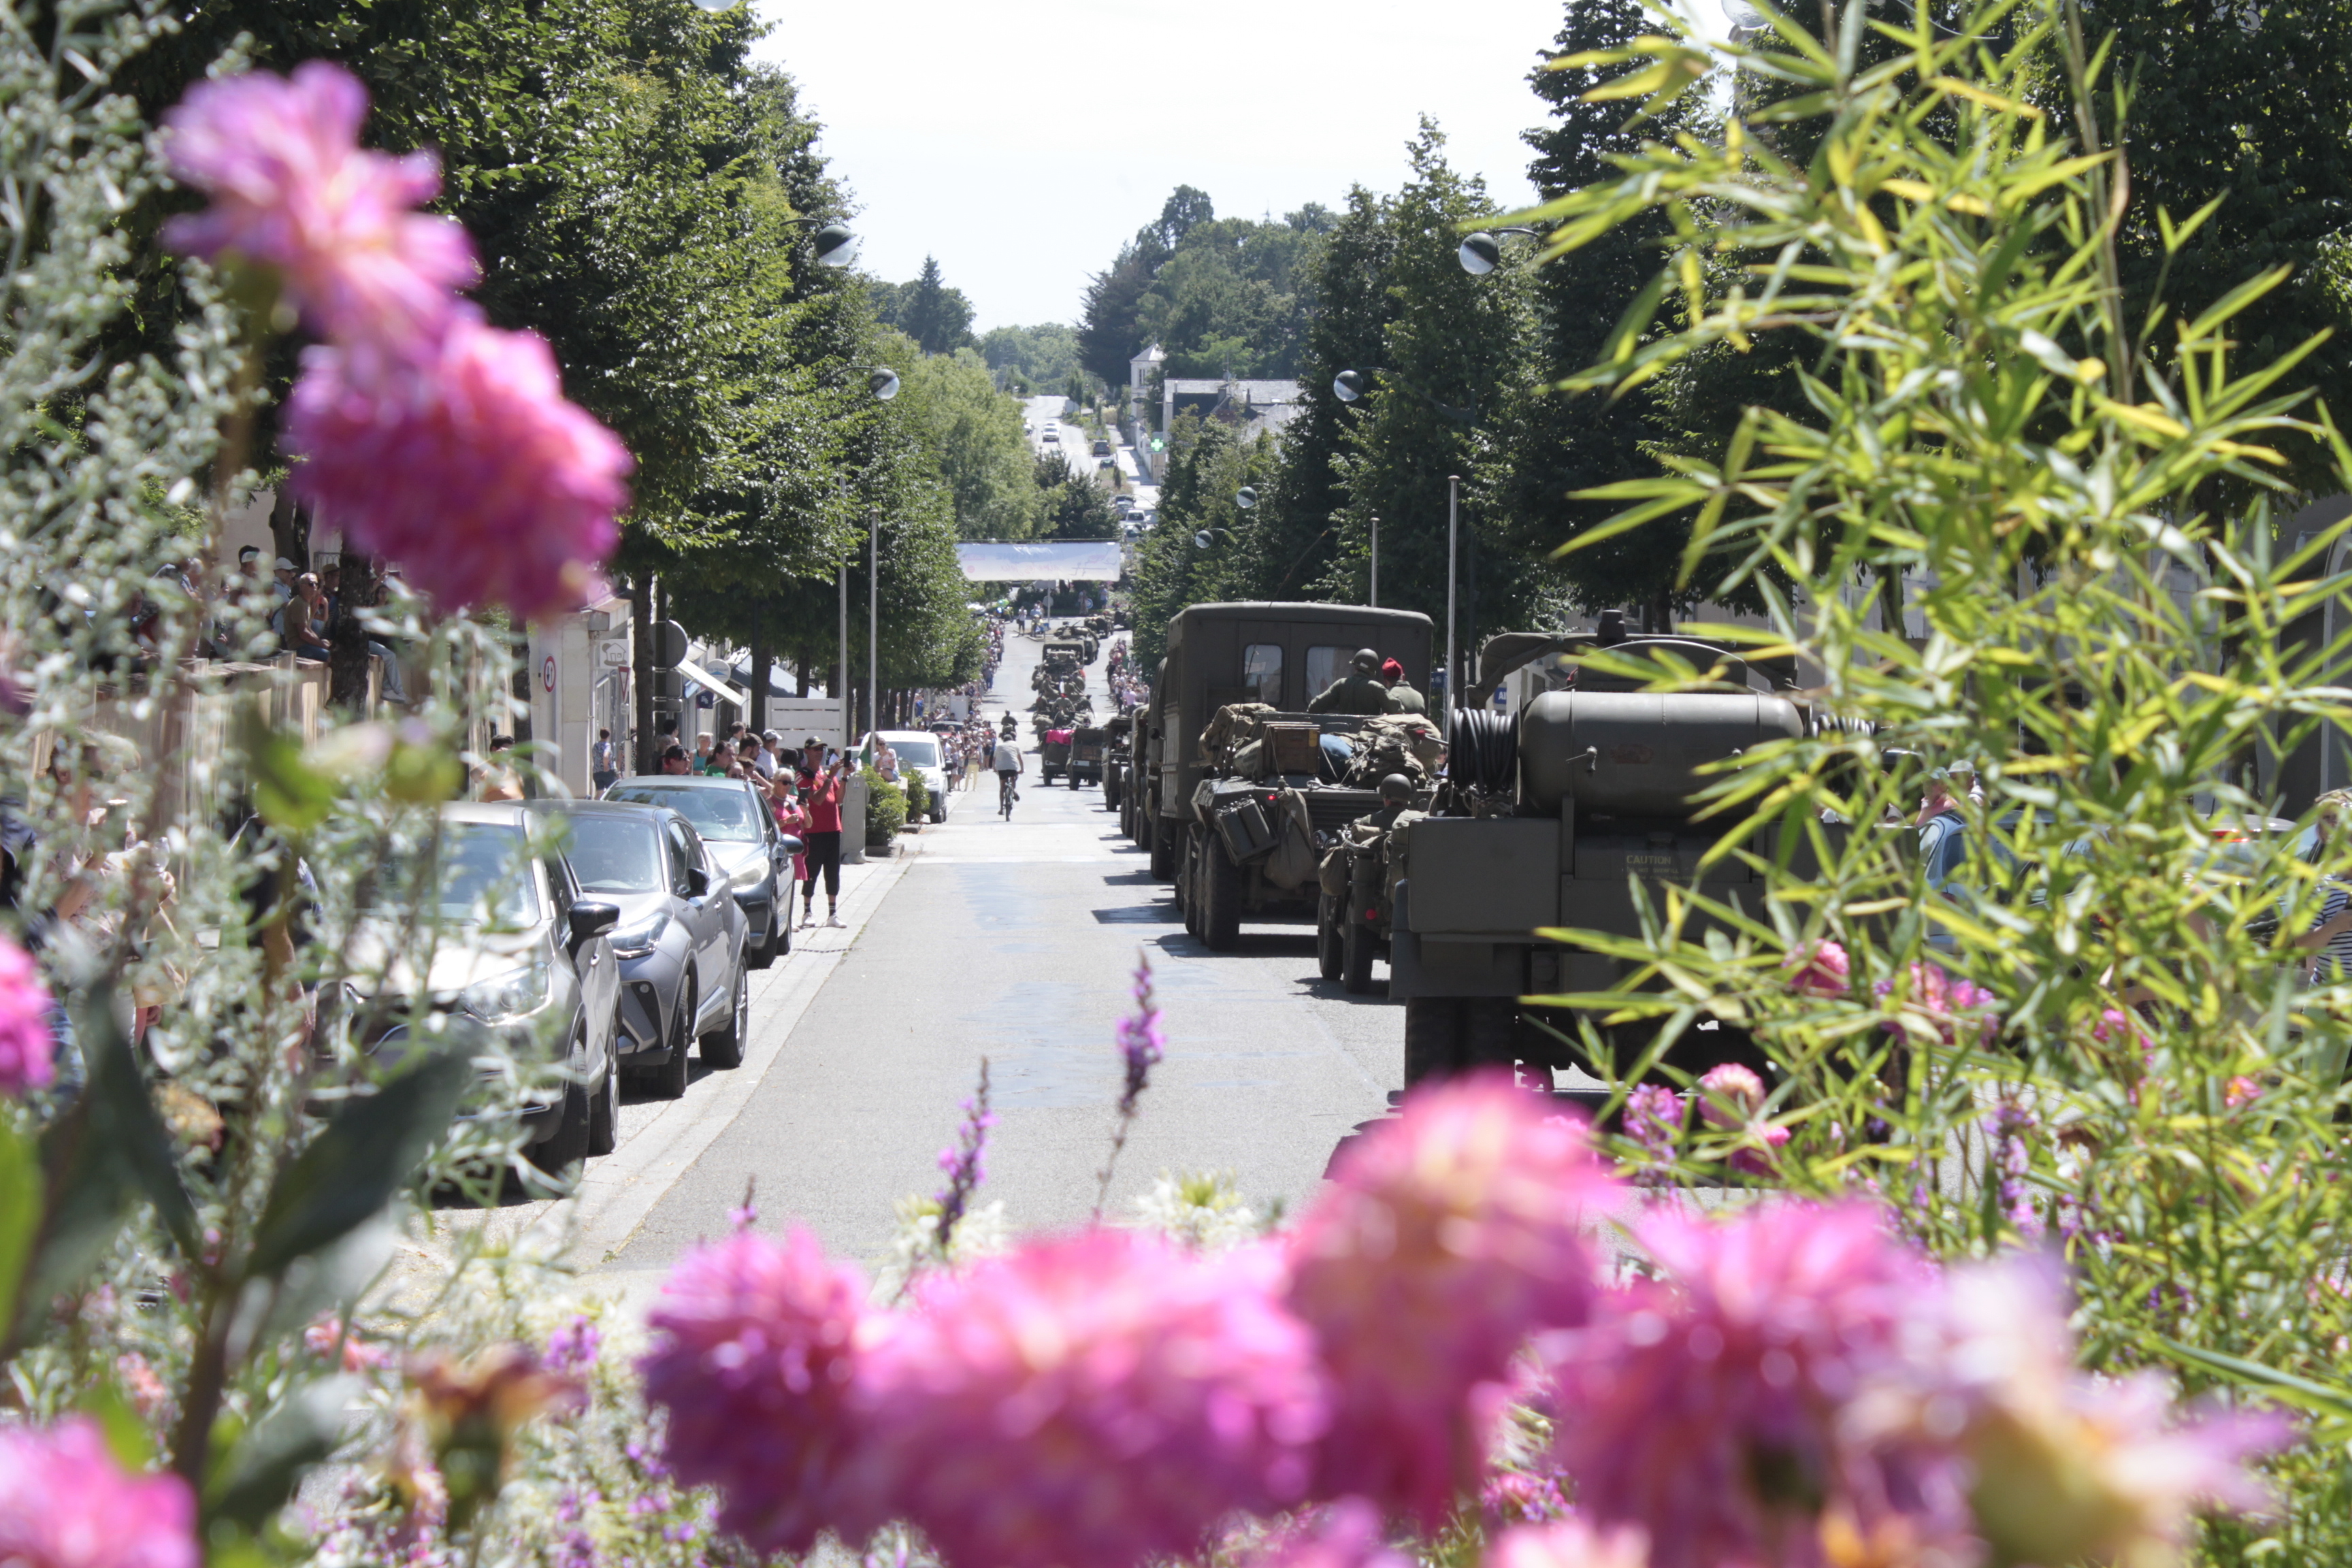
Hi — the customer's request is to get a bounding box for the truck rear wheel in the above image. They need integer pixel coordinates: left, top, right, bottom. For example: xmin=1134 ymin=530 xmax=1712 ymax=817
xmin=1404 ymin=998 xmax=1463 ymax=1087
xmin=1316 ymin=894 xmax=1343 ymax=983
xmin=1341 ymin=906 xmax=1376 ymax=994
xmin=1201 ymin=836 xmax=1243 ymax=951
xmin=1463 ymin=998 xmax=1518 ymax=1075
xmin=1147 ymin=809 xmax=1175 ymax=879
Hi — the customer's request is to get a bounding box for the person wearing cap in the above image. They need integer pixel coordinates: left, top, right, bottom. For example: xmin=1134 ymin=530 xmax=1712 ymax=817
xmin=270 ymin=556 xmax=296 ymax=604
xmin=659 ymin=742 xmax=693 ymax=776
xmin=1377 ymin=657 xmax=1426 ymax=715
xmin=1309 ymin=648 xmax=1392 ymax=715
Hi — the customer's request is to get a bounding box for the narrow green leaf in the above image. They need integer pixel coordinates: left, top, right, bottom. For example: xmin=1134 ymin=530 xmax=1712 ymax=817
xmin=0 ymin=1120 xmax=39 ymax=1341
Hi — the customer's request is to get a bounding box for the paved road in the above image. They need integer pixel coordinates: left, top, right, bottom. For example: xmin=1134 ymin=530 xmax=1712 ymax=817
xmin=589 ymin=628 xmax=1403 ymax=1294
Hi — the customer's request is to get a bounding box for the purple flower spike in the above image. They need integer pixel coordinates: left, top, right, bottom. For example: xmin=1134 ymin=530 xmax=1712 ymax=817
xmin=933 ymin=1059 xmax=994 ymax=1261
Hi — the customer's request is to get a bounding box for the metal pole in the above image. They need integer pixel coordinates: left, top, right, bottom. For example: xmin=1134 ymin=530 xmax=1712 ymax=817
xmin=1369 ymin=514 xmax=1379 ymax=608
xmin=838 ymin=562 xmax=849 ymax=749
xmin=1445 ymin=476 xmax=1459 ymax=731
xmin=868 ymin=508 xmax=879 ymax=745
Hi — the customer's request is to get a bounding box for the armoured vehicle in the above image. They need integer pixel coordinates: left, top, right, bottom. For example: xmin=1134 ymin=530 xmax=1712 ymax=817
xmin=1128 ymin=603 xmax=1434 ymax=949
xmin=1382 ymin=627 xmax=1818 ymax=1088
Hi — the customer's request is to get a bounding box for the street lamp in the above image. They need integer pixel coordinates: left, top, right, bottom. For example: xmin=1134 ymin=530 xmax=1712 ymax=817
xmin=1235 ymin=487 xmax=1258 ymax=510
xmin=780 ymin=215 xmax=860 ymax=268
xmin=1194 ymin=527 xmax=1234 ymax=550
xmin=1456 ymin=225 xmax=1543 ymax=276
xmin=1333 ymin=366 xmax=1477 ymax=426
xmin=865 ymin=366 xmax=902 ymax=401
xmin=835 ymin=364 xmax=901 ymax=748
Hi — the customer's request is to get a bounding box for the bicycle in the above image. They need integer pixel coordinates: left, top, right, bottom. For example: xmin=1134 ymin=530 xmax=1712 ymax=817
xmin=998 ymin=769 xmax=1019 ymax=820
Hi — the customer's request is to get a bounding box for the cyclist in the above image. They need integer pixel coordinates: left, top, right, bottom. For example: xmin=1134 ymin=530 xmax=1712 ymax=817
xmin=993 ymin=726 xmax=1023 ymax=819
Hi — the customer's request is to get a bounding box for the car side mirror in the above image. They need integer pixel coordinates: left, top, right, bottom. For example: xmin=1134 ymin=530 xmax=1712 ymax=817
xmin=776 ymin=834 xmax=803 ymax=858
xmin=686 ymin=866 xmax=710 ymax=897
xmin=569 ymin=900 xmax=619 ymax=947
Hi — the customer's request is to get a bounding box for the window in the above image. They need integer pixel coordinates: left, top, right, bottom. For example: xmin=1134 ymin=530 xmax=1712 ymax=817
xmin=664 ymin=821 xmax=696 ymax=894
xmin=1242 ymin=643 xmax=1284 ymax=707
xmin=606 ymin=781 xmax=764 ymax=841
xmin=542 ymin=857 xmax=574 ymax=921
xmin=1305 ymin=646 xmax=1348 ymax=702
xmin=892 ymin=738 xmax=939 ymax=768
xmin=433 ymin=826 xmax=540 ymax=924
xmin=564 ymin=817 xmax=666 ymax=894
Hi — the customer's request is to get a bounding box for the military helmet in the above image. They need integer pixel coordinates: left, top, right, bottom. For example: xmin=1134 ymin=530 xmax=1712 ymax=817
xmin=1352 ymin=647 xmax=1380 ymax=674
xmin=1378 ymin=773 xmax=1415 ymax=805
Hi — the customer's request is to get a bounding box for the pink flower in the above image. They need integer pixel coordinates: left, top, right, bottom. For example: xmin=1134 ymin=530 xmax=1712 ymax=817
xmin=284 ymin=314 xmax=629 ymax=623
xmin=1695 ymin=1063 xmax=1788 ymax=1177
xmin=0 ymin=933 xmax=56 ymax=1096
xmin=1241 ymin=1499 xmax=1411 ymax=1568
xmin=160 ymin=63 xmax=477 ymax=345
xmin=1285 ymin=1077 xmax=1618 ymax=1525
xmin=1875 ymin=960 xmax=1997 ymax=1047
xmin=1783 ymin=941 xmax=1850 ymax=997
xmin=1545 ymin=1202 xmax=1967 ymax=1568
xmin=1930 ymin=1254 xmax=2287 ymax=1568
xmin=1620 ymin=1085 xmax=1682 ymax=1187
xmin=866 ymin=1230 xmax=1328 ymax=1568
xmin=639 ymin=1228 xmax=887 ymax=1556
xmin=0 ymin=1417 xmax=197 ymax=1568
xmin=2225 ymin=1075 xmax=2264 ymax=1109
xmin=1488 ymin=1520 xmax=1652 ymax=1568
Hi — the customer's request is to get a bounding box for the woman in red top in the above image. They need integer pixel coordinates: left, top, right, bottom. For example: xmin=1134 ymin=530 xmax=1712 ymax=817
xmin=796 ymin=739 xmax=849 ymax=928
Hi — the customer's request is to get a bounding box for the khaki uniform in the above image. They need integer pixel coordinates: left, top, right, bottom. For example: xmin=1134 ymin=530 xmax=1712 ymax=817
xmin=1382 ymin=681 xmax=1426 ymax=715
xmin=1308 ymin=673 xmax=1391 ymax=715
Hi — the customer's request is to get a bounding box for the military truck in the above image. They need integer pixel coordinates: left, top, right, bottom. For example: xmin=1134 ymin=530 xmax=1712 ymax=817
xmin=1381 ymin=628 xmax=1820 ymax=1087
xmin=1067 ymin=724 xmax=1108 ymax=789
xmin=1129 ymin=603 xmax=1434 ymax=949
xmin=1101 ymin=714 xmax=1133 ymax=813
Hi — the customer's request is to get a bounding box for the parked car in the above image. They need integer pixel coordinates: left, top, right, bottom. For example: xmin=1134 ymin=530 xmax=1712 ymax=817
xmin=1042 ymin=429 xmax=1061 ymax=444
xmin=528 ymin=798 xmax=757 ymax=1099
xmin=355 ymin=802 xmax=622 ymax=1173
xmin=602 ymin=774 xmax=792 ymax=968
xmin=1092 ymin=438 xmax=1112 ymax=457
xmin=868 ymin=729 xmax=949 ymax=823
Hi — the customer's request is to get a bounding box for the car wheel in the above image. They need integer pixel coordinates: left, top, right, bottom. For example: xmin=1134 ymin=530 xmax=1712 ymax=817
xmin=1201 ymin=836 xmax=1242 ymax=951
xmin=652 ymin=977 xmax=692 ymax=1099
xmin=530 ymin=1036 xmax=593 ymax=1174
xmin=1341 ymin=908 xmax=1377 ymax=995
xmin=586 ymin=1036 xmax=619 ymax=1156
xmin=1317 ymin=894 xmax=1343 ymax=983
xmin=702 ymin=958 xmax=748 ymax=1070
xmin=1404 ymin=998 xmax=1464 ymax=1088
xmin=747 ymin=918 xmax=777 ymax=971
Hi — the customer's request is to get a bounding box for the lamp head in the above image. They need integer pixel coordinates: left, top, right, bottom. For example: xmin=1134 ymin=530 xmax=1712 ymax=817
xmin=868 ymin=368 xmax=902 ymax=402
xmin=1333 ymin=369 xmax=1369 ymax=404
xmin=1193 ymin=531 xmax=1213 ymax=550
xmin=1235 ymin=486 xmax=1258 ymax=510
xmin=1458 ymin=232 xmax=1503 ymax=275
xmin=811 ymin=223 xmax=856 ymax=267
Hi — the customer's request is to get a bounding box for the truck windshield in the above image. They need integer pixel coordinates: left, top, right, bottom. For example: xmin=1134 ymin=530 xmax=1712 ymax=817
xmin=892 ymin=739 xmax=939 ymax=768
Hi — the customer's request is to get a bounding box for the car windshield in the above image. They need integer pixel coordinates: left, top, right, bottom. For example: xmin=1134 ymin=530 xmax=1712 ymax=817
xmin=562 ymin=814 xmax=666 ymax=894
xmin=606 ymin=783 xmax=764 ymax=842
xmin=892 ymin=739 xmax=939 ymax=767
xmin=436 ymin=825 xmax=540 ymax=922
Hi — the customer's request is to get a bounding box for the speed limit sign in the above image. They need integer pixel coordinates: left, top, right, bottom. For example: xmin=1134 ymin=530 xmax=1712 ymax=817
xmin=541 ymin=654 xmax=557 ymax=693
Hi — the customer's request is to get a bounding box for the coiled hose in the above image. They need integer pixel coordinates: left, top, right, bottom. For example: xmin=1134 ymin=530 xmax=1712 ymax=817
xmin=1448 ymin=706 xmax=1519 ymax=796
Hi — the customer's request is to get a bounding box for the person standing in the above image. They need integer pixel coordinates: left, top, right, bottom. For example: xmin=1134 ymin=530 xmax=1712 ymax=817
xmin=1378 ymin=658 xmax=1426 ymax=715
xmin=797 ymin=738 xmax=848 ymax=928
xmin=591 ymin=729 xmax=619 ymax=794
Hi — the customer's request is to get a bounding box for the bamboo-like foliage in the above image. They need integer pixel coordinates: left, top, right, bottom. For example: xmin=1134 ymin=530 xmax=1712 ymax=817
xmin=1516 ymin=0 xmax=2352 ymax=1552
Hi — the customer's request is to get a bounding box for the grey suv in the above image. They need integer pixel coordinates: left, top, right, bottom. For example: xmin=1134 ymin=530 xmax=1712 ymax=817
xmin=533 ymin=798 xmax=751 ymax=1098
xmin=602 ymin=775 xmax=795 ymax=968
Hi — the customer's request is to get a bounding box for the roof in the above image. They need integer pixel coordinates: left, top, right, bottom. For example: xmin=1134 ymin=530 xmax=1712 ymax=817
xmin=1170 ymin=601 xmax=1433 ymax=630
xmin=1163 ymin=378 xmax=1301 ymax=401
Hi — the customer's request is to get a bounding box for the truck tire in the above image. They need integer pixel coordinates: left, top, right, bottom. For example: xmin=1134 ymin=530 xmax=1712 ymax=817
xmin=1404 ymin=998 xmax=1463 ymax=1087
xmin=1341 ymin=907 xmax=1376 ymax=994
xmin=1463 ymin=998 xmax=1518 ymax=1075
xmin=1068 ymin=770 xmax=1081 ymax=790
xmin=1316 ymin=894 xmax=1343 ymax=983
xmin=1148 ymin=809 xmax=1176 ymax=880
xmin=1201 ymin=836 xmax=1243 ymax=951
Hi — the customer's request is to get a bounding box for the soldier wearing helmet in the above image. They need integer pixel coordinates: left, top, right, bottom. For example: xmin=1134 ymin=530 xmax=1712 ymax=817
xmin=1308 ymin=647 xmax=1392 ymax=715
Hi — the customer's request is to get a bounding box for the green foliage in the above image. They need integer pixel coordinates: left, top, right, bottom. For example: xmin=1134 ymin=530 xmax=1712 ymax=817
xmin=1527 ymin=1 xmax=2352 ymax=1554
xmin=979 ymin=322 xmax=1080 ymax=393
xmin=1128 ymin=419 xmax=1277 ymax=671
xmin=1034 ymin=451 xmax=1117 ymax=541
xmin=862 ymin=765 xmax=907 ymax=841
xmin=901 ymin=768 xmax=928 ymax=821
xmin=897 ymin=340 xmax=1043 ymax=540
xmin=870 ymin=255 xmax=978 ymax=357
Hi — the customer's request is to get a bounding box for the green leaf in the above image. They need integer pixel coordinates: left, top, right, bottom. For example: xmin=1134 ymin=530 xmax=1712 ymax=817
xmin=241 ymin=705 xmax=336 ymax=836
xmin=0 ymin=1119 xmax=38 ymax=1341
xmin=77 ymin=1381 xmax=156 ymax=1471
xmin=79 ymin=997 xmax=199 ymax=1260
xmin=243 ymin=1050 xmax=470 ymax=1281
xmin=203 ymin=1377 xmax=358 ymax=1532
xmin=2155 ymin=1337 xmax=2352 ymax=1420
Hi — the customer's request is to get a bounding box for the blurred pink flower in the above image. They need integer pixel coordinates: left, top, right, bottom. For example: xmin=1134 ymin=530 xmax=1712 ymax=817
xmin=1876 ymin=960 xmax=1997 ymax=1047
xmin=160 ymin=63 xmax=477 ymax=345
xmin=1285 ymin=1077 xmax=1618 ymax=1525
xmin=0 ymin=932 xmax=56 ymax=1097
xmin=0 ymin=1416 xmax=196 ymax=1568
xmin=1488 ymin=1520 xmax=1652 ymax=1568
xmin=868 ymin=1230 xmax=1328 ymax=1568
xmin=1931 ymin=1254 xmax=2288 ymax=1568
xmin=2091 ymin=1007 xmax=2149 ymax=1050
xmin=1784 ymin=941 xmax=1850 ymax=998
xmin=1241 ymin=1499 xmax=1411 ymax=1568
xmin=2225 ymin=1075 xmax=2264 ymax=1109
xmin=1695 ymin=1064 xmax=1788 ymax=1177
xmin=1546 ymin=1202 xmax=1968 ymax=1568
xmin=640 ymin=1228 xmax=887 ymax=1556
xmin=284 ymin=315 xmax=629 ymax=623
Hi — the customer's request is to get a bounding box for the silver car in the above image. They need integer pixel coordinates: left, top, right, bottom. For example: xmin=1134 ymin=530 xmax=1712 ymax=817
xmin=602 ymin=775 xmax=796 ymax=968
xmin=530 ymin=798 xmax=751 ymax=1099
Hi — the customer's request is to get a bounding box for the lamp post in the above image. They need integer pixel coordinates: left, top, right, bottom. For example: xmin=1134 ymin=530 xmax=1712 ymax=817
xmin=1370 ymin=513 xmax=1379 ymax=607
xmin=835 ymin=363 xmax=900 ymax=749
xmin=1446 ymin=476 xmax=1459 ymax=732
xmin=1456 ymin=226 xmax=1542 ymax=276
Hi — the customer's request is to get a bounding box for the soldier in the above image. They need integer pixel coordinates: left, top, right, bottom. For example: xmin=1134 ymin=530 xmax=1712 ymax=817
xmin=1308 ymin=648 xmax=1392 ymax=715
xmin=1378 ymin=657 xmax=1426 ymax=715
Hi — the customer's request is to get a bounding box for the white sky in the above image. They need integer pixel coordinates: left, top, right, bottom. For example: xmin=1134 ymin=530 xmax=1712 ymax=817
xmin=748 ymin=0 xmax=1585 ymax=331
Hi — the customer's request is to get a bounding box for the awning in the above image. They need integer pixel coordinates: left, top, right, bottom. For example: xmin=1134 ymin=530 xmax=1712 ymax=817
xmin=676 ymin=657 xmax=749 ymax=708
xmin=957 ymin=541 xmax=1124 ymax=582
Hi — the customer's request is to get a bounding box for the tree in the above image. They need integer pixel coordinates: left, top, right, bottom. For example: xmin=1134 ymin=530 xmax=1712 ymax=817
xmin=1128 ymin=418 xmax=1275 ymax=670
xmin=979 ymin=323 xmax=1081 ymax=392
xmin=1079 ymin=240 xmax=1165 ymax=389
xmin=1033 ymin=452 xmax=1117 ymax=540
xmin=897 ymin=255 xmax=977 ymax=357
xmin=894 ymin=338 xmax=1041 ymax=540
